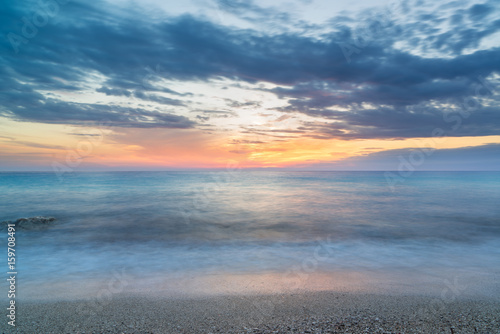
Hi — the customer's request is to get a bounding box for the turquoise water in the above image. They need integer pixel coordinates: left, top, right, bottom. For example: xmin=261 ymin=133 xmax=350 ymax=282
xmin=1 ymin=171 xmax=499 ymax=299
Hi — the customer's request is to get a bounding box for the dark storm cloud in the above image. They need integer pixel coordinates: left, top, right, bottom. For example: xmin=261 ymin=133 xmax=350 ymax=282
xmin=0 ymin=0 xmax=499 ymax=136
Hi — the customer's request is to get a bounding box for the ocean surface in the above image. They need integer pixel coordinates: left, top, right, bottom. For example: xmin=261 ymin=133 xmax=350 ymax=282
xmin=1 ymin=171 xmax=499 ymax=300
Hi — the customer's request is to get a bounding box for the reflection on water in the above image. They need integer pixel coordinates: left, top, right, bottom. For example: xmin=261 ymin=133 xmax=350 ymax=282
xmin=1 ymin=171 xmax=499 ymax=299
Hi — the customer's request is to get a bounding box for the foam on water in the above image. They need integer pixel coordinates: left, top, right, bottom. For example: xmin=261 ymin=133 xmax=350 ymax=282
xmin=1 ymin=171 xmax=499 ymax=300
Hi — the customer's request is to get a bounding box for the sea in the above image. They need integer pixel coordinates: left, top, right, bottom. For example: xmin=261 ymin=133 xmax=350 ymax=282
xmin=1 ymin=171 xmax=499 ymax=300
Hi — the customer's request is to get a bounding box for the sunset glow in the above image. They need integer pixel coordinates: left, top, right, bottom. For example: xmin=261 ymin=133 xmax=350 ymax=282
xmin=1 ymin=0 xmax=499 ymax=171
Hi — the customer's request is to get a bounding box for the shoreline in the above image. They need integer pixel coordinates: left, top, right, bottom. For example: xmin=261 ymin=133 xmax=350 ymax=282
xmin=3 ymin=291 xmax=500 ymax=333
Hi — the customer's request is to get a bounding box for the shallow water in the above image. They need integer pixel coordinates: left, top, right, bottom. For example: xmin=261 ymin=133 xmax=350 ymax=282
xmin=1 ymin=171 xmax=499 ymax=299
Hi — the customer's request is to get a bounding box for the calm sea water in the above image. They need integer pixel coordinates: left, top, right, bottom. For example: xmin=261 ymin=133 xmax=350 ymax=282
xmin=1 ymin=171 xmax=499 ymax=299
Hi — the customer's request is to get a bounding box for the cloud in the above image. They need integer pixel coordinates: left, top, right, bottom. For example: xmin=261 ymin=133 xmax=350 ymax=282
xmin=293 ymin=143 xmax=500 ymax=171
xmin=287 ymin=102 xmax=500 ymax=140
xmin=96 ymin=86 xmax=132 ymax=97
xmin=0 ymin=0 xmax=499 ymax=139
xmin=469 ymin=3 xmax=494 ymax=19
xmin=192 ymin=110 xmax=238 ymax=118
xmin=230 ymin=139 xmax=266 ymax=144
xmin=225 ymin=99 xmax=262 ymax=108
xmin=9 ymin=141 xmax=67 ymax=150
xmin=131 ymin=91 xmax=185 ymax=106
xmin=70 ymin=133 xmax=103 ymax=137
xmin=0 ymin=91 xmax=195 ymax=128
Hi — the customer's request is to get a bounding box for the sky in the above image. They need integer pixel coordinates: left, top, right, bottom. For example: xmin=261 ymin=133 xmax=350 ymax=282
xmin=1 ymin=0 xmax=499 ymax=171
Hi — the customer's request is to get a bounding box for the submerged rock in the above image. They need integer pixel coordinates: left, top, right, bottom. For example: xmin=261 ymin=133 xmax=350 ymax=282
xmin=1 ymin=216 xmax=56 ymax=231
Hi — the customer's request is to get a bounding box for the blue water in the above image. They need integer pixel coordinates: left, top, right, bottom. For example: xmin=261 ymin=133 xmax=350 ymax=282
xmin=1 ymin=171 xmax=499 ymax=299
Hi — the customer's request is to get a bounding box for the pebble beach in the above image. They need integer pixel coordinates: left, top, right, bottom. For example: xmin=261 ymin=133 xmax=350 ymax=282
xmin=3 ymin=292 xmax=500 ymax=333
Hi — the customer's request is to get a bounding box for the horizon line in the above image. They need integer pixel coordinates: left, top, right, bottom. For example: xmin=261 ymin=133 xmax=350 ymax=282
xmin=1 ymin=169 xmax=499 ymax=173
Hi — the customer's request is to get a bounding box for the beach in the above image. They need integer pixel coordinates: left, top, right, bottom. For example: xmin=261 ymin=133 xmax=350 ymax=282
xmin=3 ymin=292 xmax=500 ymax=333
xmin=1 ymin=172 xmax=499 ymax=333
xmin=3 ymin=0 xmax=500 ymax=330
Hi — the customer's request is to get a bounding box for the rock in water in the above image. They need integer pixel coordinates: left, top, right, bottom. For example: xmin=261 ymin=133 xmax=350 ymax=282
xmin=1 ymin=216 xmax=56 ymax=231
